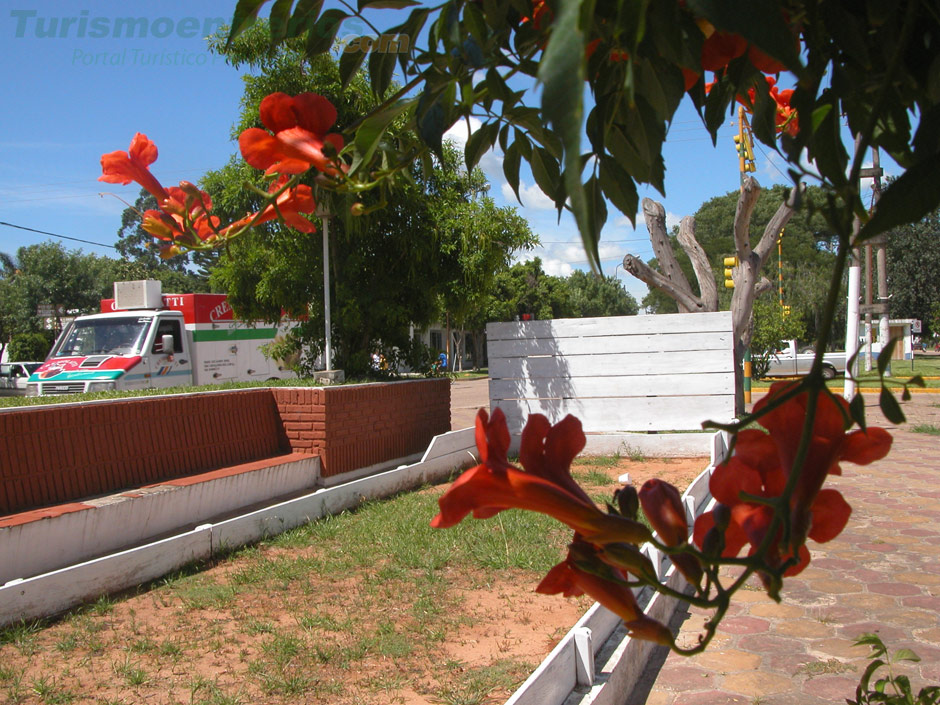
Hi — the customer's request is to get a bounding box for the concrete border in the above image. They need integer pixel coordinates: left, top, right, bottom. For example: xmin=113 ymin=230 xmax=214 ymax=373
xmin=503 ymin=430 xmax=727 ymax=705
xmin=0 ymin=428 xmax=476 ymax=627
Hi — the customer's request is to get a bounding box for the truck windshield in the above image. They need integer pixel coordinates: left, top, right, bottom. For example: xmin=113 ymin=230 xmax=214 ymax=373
xmin=54 ymin=317 xmax=152 ymax=357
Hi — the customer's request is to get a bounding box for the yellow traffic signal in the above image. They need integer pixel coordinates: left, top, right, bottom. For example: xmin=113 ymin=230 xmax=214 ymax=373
xmin=733 ymin=132 xmax=756 ymax=172
xmin=723 ymin=256 xmax=737 ymax=288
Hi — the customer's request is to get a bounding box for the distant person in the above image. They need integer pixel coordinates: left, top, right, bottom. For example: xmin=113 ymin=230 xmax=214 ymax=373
xmin=439 ymin=352 xmax=447 ymax=371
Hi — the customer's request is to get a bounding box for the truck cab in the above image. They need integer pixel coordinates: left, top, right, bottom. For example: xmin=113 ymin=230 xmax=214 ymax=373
xmin=27 ymin=310 xmax=192 ymax=396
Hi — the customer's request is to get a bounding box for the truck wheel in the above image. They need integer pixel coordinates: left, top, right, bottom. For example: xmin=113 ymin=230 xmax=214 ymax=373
xmin=822 ymin=364 xmax=837 ymax=380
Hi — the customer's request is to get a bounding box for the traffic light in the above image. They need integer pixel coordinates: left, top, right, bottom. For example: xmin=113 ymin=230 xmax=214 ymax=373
xmin=733 ymin=133 xmax=756 ymax=173
xmin=723 ymin=256 xmax=738 ymax=289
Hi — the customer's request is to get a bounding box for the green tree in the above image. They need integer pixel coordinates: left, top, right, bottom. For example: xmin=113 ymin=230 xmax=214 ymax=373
xmin=485 ymin=259 xmax=574 ymax=322
xmin=8 ymin=331 xmax=55 ymax=362
xmin=566 ymin=270 xmax=639 ymax=317
xmin=750 ymin=298 xmax=807 ymax=378
xmin=437 ymin=181 xmax=537 ymax=370
xmin=14 ymin=242 xmax=106 ymax=334
xmin=204 ymin=26 xmax=533 ymax=376
xmin=115 ymin=189 xmax=215 ymax=293
xmin=886 ymin=207 xmax=940 ymax=337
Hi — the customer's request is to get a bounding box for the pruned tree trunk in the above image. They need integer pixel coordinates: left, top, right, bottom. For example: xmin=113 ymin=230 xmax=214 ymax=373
xmin=622 ymin=178 xmax=802 ymax=413
xmin=623 ymin=199 xmax=718 ymax=313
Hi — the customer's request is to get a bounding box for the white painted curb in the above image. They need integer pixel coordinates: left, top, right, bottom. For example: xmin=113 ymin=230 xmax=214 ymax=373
xmin=0 ymin=428 xmax=477 ymax=627
xmin=504 ymin=430 xmax=728 ymax=705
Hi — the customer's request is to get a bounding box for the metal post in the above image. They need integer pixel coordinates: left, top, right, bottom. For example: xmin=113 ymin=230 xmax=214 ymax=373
xmin=321 ymin=211 xmax=332 ymax=371
xmin=845 ymin=264 xmax=861 ymax=399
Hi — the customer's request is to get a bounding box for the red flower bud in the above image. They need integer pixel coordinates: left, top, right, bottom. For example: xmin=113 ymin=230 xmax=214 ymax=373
xmin=639 ymin=479 xmax=688 ymax=546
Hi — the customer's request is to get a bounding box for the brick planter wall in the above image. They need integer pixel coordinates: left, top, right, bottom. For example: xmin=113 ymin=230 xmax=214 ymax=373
xmin=273 ymin=378 xmax=451 ymax=476
xmin=0 ymin=390 xmax=286 ymax=516
xmin=0 ymin=379 xmax=451 ymax=515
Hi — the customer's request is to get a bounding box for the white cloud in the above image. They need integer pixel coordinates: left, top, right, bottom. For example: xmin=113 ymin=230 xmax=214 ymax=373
xmin=665 ymin=211 xmax=682 ymax=232
xmin=501 ymin=179 xmax=556 ymax=210
xmin=541 ymin=258 xmax=574 ymax=277
xmin=443 ymin=117 xmax=481 ymax=151
xmin=443 ymin=116 xmax=505 ymax=184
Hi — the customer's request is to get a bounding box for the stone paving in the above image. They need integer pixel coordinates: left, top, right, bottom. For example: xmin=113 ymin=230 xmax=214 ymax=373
xmin=630 ymin=393 xmax=940 ymax=704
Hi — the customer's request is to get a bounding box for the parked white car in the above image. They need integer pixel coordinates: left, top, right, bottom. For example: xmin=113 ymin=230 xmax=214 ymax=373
xmin=764 ymin=340 xmax=846 ymax=380
xmin=0 ymin=362 xmax=43 ymax=395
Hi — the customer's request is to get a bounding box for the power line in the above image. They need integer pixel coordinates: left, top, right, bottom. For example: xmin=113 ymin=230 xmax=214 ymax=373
xmin=0 ymin=221 xmax=116 ymax=250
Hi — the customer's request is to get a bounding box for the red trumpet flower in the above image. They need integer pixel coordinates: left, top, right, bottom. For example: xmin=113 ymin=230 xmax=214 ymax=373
xmin=239 ymin=92 xmax=345 ymax=177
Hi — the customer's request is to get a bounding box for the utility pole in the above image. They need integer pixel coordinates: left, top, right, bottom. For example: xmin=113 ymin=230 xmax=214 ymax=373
xmin=859 ymin=150 xmax=887 ymax=375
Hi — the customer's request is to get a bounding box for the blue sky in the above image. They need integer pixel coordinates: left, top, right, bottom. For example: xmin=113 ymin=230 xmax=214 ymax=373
xmin=1 ymin=1 xmax=889 ymax=303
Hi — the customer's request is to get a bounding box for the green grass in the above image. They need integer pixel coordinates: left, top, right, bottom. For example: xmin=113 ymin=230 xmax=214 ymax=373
xmin=911 ymin=424 xmax=940 ymax=435
xmin=0 ymin=481 xmax=576 ymax=704
xmin=752 ymin=354 xmax=940 ymax=389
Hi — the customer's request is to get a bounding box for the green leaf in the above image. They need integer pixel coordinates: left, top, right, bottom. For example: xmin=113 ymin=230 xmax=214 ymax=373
xmin=859 ymin=155 xmax=940 ymax=242
xmin=502 ymin=141 xmax=522 ymax=203
xmin=287 ymin=0 xmax=323 ymax=37
xmin=530 ymin=147 xmax=562 ymax=206
xmin=908 ymin=374 xmax=925 ymax=387
xmin=368 ymin=43 xmax=398 ymax=98
xmin=304 ymin=8 xmax=348 ymax=56
xmin=464 ymin=121 xmax=498 ymax=171
xmin=586 ymin=173 xmax=608 ymax=246
xmin=598 ymin=156 xmax=639 ymax=223
xmin=879 ymin=387 xmax=905 ymax=424
xmin=417 ymin=89 xmax=447 ymax=157
xmin=353 ymin=98 xmax=415 ymax=168
xmin=339 ymin=39 xmax=369 ymax=89
xmin=877 ymin=336 xmax=899 ymax=377
xmin=893 ymin=649 xmax=921 ymax=663
xmin=849 ymin=393 xmax=867 ymax=431
xmin=268 ymin=0 xmax=295 ymax=43
xmin=809 ymin=92 xmax=848 ymax=188
xmin=358 ymin=0 xmax=419 ymax=9
xmin=227 ymin=0 xmax=270 ymax=47
xmin=537 ymin=0 xmax=599 ymax=270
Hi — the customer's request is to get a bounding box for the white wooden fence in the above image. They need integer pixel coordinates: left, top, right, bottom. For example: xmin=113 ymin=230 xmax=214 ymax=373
xmin=487 ymin=312 xmax=736 ymax=438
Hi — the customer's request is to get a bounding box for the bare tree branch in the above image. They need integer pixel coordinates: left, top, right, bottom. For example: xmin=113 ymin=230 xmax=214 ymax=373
xmin=754 ymin=184 xmax=803 ymax=264
xmin=733 ymin=177 xmax=761 ymax=261
xmin=754 ymin=277 xmax=775 ymax=296
xmin=622 ymin=254 xmax=706 ymax=312
xmin=643 ymin=198 xmax=696 ymax=310
xmin=676 ymin=216 xmax=718 ymax=311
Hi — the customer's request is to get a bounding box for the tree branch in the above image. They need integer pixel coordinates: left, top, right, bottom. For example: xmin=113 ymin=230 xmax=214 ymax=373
xmin=754 ymin=185 xmax=802 ymax=265
xmin=677 ymin=216 xmax=718 ymax=311
xmin=733 ymin=177 xmax=761 ymax=262
xmin=622 ymin=254 xmax=706 ymax=312
xmin=754 ymin=277 xmax=774 ymax=297
xmin=643 ymin=198 xmax=696 ymax=311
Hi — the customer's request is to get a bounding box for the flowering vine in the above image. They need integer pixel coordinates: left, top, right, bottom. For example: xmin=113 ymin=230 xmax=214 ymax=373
xmin=432 ymin=381 xmax=892 ymax=654
xmin=100 ymin=92 xmax=346 ymax=258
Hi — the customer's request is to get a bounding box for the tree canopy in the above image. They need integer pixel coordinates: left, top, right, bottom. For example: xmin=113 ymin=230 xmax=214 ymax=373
xmin=202 ymin=25 xmax=536 ymax=376
xmin=886 ymin=206 xmax=940 ymax=337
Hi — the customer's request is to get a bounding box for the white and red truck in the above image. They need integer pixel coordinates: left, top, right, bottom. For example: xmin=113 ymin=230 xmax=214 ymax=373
xmin=27 ymin=280 xmax=298 ymax=396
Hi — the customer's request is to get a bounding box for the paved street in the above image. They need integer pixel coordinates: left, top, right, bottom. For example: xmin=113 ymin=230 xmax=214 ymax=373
xmin=631 ymin=392 xmax=940 ymax=704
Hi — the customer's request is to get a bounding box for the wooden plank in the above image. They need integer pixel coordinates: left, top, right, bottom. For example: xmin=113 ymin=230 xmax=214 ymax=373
xmin=495 ymin=395 xmax=733 ymax=433
xmin=489 ymin=349 xmax=734 ymax=379
xmin=487 ymin=331 xmax=732 ymax=359
xmin=490 ymin=373 xmax=734 ymax=401
xmin=486 ymin=311 xmax=733 ymax=341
